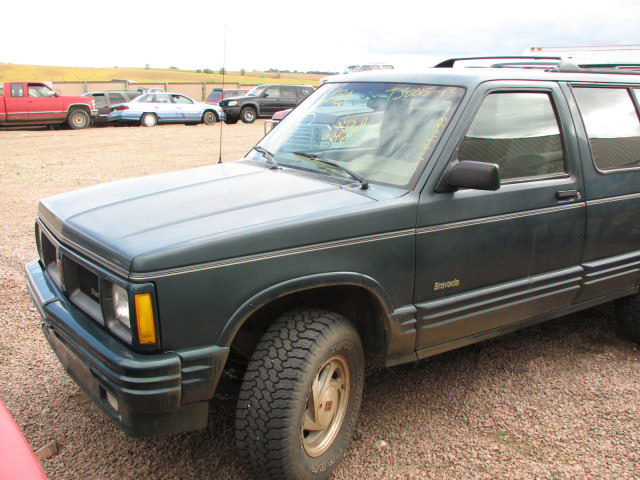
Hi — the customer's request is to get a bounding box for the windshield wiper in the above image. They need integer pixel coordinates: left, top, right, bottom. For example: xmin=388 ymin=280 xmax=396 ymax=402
xmin=252 ymin=146 xmax=279 ymax=169
xmin=293 ymin=151 xmax=369 ymax=190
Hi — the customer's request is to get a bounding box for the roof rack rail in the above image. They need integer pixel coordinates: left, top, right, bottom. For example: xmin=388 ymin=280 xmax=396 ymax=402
xmin=434 ymin=56 xmax=562 ymax=68
xmin=435 ymin=56 xmax=640 ymax=75
xmin=552 ymin=62 xmax=640 ymax=74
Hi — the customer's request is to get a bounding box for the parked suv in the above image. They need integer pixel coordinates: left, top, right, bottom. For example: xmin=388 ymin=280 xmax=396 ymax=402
xmin=26 ymin=57 xmax=640 ymax=480
xmin=219 ymin=84 xmax=314 ymax=123
xmin=82 ymin=90 xmax=141 ymax=124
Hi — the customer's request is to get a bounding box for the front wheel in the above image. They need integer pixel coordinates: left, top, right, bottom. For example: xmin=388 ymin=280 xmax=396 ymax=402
xmin=236 ymin=309 xmax=364 ymax=480
xmin=202 ymin=110 xmax=217 ymax=125
xmin=140 ymin=112 xmax=158 ymax=127
xmin=67 ymin=109 xmax=90 ymax=129
xmin=240 ymin=106 xmax=257 ymax=123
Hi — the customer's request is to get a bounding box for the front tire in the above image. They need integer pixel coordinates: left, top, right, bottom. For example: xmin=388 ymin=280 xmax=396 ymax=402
xmin=67 ymin=109 xmax=90 ymax=129
xmin=202 ymin=110 xmax=217 ymax=125
xmin=240 ymin=106 xmax=257 ymax=123
xmin=140 ymin=112 xmax=158 ymax=127
xmin=236 ymin=309 xmax=364 ymax=480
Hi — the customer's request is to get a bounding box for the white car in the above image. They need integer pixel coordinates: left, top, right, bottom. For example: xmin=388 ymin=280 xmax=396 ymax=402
xmin=107 ymin=92 xmax=224 ymax=127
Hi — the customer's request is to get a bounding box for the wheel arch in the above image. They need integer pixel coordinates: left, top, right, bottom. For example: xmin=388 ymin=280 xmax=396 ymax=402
xmin=203 ymin=108 xmax=219 ymax=121
xmin=66 ymin=103 xmax=92 ymax=115
xmin=240 ymin=102 xmax=260 ymax=115
xmin=219 ymin=272 xmax=394 ymax=365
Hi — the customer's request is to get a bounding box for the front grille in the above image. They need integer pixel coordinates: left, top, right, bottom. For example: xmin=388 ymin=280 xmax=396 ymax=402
xmin=39 ymin=227 xmax=61 ymax=287
xmin=64 ymin=257 xmax=103 ymax=324
xmin=37 ymin=221 xmax=104 ymax=325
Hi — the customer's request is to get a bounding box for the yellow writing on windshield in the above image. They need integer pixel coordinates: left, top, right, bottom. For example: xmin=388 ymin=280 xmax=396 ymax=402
xmin=416 ymin=116 xmax=448 ymax=161
xmin=386 ymin=86 xmax=459 ymax=101
xmin=322 ymin=117 xmax=370 ymax=143
xmin=321 ymin=88 xmax=354 ymax=106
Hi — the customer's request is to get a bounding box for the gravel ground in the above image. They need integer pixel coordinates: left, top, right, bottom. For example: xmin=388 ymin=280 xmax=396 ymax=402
xmin=1 ymin=123 xmax=640 ymax=479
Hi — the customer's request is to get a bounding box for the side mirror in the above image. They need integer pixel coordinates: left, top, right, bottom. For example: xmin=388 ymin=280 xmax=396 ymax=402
xmin=436 ymin=160 xmax=500 ymax=193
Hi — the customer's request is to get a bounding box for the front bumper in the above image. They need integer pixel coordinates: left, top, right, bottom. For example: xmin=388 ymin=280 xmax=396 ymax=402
xmin=222 ymin=106 xmax=241 ymax=122
xmin=25 ymin=260 xmax=229 ymax=437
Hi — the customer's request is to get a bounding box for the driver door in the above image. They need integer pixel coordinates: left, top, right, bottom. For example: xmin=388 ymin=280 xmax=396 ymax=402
xmin=260 ymin=86 xmax=282 ymax=116
xmin=413 ymin=83 xmax=585 ymax=356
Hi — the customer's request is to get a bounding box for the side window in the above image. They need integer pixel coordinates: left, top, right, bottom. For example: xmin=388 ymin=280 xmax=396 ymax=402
xmin=107 ymin=93 xmax=125 ymax=104
xmin=281 ymin=87 xmax=296 ymax=99
xmin=264 ymin=87 xmax=280 ymax=98
xmin=93 ymin=94 xmax=108 ymax=107
xmin=172 ymin=94 xmax=192 ymax=104
xmin=10 ymin=83 xmax=24 ymax=97
xmin=572 ymin=87 xmax=640 ymax=171
xmin=459 ymin=92 xmax=565 ymax=180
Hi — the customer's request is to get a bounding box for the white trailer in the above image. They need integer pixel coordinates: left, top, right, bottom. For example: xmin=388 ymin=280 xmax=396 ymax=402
xmin=525 ymin=45 xmax=640 ymax=63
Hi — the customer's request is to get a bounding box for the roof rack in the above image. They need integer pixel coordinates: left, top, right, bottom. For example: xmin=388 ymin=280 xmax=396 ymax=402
xmin=434 ymin=56 xmax=562 ymax=68
xmin=435 ymin=56 xmax=640 ymax=74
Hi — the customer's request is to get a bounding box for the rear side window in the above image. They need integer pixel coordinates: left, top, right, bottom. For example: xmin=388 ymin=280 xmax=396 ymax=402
xmin=459 ymin=92 xmax=565 ymax=180
xmin=572 ymin=87 xmax=640 ymax=171
xmin=93 ymin=93 xmax=107 ymax=107
xmin=108 ymin=93 xmax=125 ymax=104
xmin=281 ymin=87 xmax=296 ymax=99
xmin=10 ymin=83 xmax=24 ymax=97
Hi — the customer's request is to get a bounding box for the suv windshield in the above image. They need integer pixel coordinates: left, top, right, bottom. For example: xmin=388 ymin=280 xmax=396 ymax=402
xmin=249 ymin=82 xmax=465 ymax=188
xmin=247 ymin=86 xmax=265 ymax=96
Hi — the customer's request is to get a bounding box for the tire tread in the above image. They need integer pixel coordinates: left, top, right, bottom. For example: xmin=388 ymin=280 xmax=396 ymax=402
xmin=235 ymin=309 xmax=360 ymax=480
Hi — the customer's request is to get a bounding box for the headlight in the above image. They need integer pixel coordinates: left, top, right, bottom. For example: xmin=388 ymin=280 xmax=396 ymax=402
xmin=108 ymin=283 xmax=133 ymax=342
xmin=105 ymin=282 xmax=158 ymax=346
xmin=112 ymin=284 xmax=131 ymax=328
xmin=228 ymin=100 xmax=238 ymax=106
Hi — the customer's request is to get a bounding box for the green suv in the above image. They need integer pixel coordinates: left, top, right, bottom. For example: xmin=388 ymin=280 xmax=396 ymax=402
xmin=25 ymin=57 xmax=640 ymax=480
xmin=220 ymin=83 xmax=314 ymax=123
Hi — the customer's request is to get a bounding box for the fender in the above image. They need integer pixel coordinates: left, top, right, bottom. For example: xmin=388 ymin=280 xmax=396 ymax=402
xmin=242 ymin=102 xmax=260 ymax=115
xmin=218 ymin=271 xmax=395 ymax=347
xmin=67 ymin=102 xmax=97 ymax=117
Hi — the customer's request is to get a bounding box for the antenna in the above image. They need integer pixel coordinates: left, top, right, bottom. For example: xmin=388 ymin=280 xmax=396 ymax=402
xmin=218 ymin=24 xmax=227 ymax=164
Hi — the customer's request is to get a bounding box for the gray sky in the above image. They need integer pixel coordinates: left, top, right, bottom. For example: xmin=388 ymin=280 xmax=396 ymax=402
xmin=5 ymin=0 xmax=640 ymax=72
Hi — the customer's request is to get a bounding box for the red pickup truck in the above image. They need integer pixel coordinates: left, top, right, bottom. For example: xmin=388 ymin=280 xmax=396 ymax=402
xmin=0 ymin=82 xmax=97 ymax=129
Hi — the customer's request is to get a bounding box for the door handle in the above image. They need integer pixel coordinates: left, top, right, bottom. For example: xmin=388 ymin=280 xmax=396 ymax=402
xmin=556 ymin=189 xmax=582 ymax=200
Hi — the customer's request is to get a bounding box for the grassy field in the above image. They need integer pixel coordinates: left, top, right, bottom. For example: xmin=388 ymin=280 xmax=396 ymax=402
xmin=0 ymin=63 xmax=327 ymax=87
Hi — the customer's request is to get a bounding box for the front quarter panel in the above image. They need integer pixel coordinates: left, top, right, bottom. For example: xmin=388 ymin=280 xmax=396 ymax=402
xmin=150 ymin=194 xmax=418 ymax=351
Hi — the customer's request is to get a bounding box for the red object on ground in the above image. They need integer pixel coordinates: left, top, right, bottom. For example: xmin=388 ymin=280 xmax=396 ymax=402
xmin=0 ymin=400 xmax=47 ymax=480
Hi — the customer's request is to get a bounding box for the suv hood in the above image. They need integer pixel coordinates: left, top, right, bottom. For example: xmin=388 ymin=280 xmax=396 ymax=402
xmin=38 ymin=161 xmax=388 ymax=274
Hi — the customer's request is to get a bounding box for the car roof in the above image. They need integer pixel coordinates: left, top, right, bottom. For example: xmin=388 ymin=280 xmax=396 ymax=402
xmin=255 ymin=84 xmax=314 ymax=87
xmin=322 ymin=59 xmax=640 ymax=88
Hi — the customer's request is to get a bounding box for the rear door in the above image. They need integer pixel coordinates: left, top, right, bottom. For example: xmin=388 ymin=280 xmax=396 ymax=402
xmin=569 ymin=84 xmax=640 ymax=302
xmin=279 ymin=86 xmax=299 ymax=110
xmin=4 ymin=83 xmax=29 ymax=121
xmin=152 ymin=93 xmax=180 ymax=122
xmin=414 ymin=82 xmax=585 ymax=356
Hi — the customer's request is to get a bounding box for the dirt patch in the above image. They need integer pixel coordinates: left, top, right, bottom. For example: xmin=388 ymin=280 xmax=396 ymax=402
xmin=1 ymin=123 xmax=639 ymax=479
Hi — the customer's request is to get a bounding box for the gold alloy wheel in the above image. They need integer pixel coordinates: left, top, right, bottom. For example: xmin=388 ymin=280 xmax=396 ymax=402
xmin=302 ymin=355 xmax=350 ymax=457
